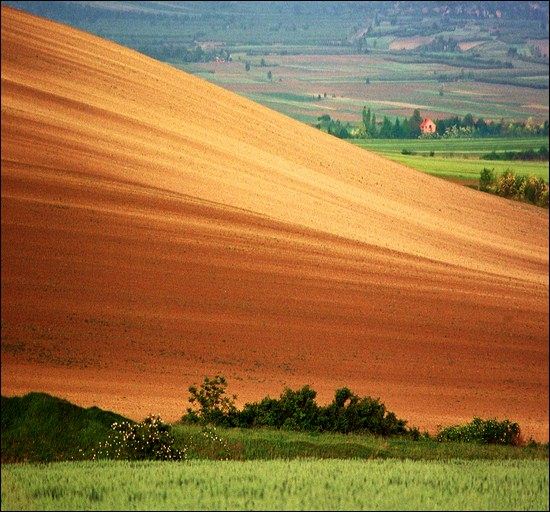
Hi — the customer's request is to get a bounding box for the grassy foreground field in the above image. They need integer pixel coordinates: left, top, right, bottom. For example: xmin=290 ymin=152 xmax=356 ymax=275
xmin=2 ymin=459 xmax=548 ymax=511
xmin=350 ymin=137 xmax=549 ymax=182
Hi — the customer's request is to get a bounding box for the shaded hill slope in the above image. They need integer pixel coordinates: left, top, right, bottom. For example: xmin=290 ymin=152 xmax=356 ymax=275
xmin=1 ymin=6 xmax=548 ymax=439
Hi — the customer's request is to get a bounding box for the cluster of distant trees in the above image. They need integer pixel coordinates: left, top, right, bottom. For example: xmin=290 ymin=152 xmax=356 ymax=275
xmin=360 ymin=108 xmax=425 ymax=139
xmin=316 ymin=109 xmax=428 ymax=139
xmin=483 ymin=147 xmax=549 ymax=161
xmin=315 ymin=115 xmax=355 ymax=139
xmin=316 ymin=108 xmax=549 ymax=140
xmin=432 ymin=115 xmax=549 ymax=138
xmin=419 ymin=35 xmax=460 ymax=53
xmin=138 ymin=44 xmax=231 ymax=63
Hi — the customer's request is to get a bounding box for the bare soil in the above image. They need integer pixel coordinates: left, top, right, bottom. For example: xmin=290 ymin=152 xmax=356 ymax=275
xmin=1 ymin=6 xmax=548 ymax=440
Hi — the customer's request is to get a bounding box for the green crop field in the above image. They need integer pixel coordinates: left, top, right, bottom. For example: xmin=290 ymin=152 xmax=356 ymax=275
xmin=351 ymin=137 xmax=549 ymax=156
xmin=2 ymin=459 xmax=548 ymax=511
xmin=350 ymin=137 xmax=549 ymax=182
xmin=368 ymin=154 xmax=548 ymax=181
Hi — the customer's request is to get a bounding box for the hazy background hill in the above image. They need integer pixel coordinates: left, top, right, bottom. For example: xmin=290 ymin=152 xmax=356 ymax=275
xmin=6 ymin=1 xmax=549 ymax=125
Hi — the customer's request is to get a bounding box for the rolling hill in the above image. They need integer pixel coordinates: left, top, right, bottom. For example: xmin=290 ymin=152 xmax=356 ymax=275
xmin=1 ymin=6 xmax=548 ymax=439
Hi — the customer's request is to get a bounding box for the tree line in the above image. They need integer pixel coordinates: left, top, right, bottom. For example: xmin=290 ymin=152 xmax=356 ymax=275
xmin=315 ymin=108 xmax=549 ymax=140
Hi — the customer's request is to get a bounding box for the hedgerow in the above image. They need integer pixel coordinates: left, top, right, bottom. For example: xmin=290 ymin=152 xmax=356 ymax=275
xmin=479 ymin=168 xmax=549 ymax=207
xmin=182 ymin=376 xmax=413 ymax=437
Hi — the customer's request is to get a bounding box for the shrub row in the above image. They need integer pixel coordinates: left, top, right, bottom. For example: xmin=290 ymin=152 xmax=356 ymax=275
xmin=479 ymin=168 xmax=549 ymax=207
xmin=182 ymin=376 xmax=412 ymax=437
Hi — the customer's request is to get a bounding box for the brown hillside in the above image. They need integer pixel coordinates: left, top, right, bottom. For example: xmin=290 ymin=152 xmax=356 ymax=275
xmin=1 ymin=6 xmax=548 ymax=439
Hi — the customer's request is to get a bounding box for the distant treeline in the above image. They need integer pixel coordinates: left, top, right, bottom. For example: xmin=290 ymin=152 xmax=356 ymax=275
xmin=483 ymin=147 xmax=549 ymax=161
xmin=138 ymin=45 xmax=232 ymax=63
xmin=387 ymin=53 xmax=514 ymax=71
xmin=475 ymin=76 xmax=549 ymax=90
xmin=316 ymin=108 xmax=549 ymax=140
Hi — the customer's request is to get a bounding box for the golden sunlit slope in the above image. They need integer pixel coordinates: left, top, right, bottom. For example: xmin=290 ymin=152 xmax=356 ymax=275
xmin=1 ymin=6 xmax=548 ymax=439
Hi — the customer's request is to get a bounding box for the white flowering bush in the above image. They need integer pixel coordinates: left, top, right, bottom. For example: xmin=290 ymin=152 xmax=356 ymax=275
xmin=93 ymin=415 xmax=186 ymax=461
xmin=200 ymin=425 xmax=231 ymax=460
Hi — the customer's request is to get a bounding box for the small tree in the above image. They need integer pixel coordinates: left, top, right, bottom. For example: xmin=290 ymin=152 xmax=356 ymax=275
xmin=267 ymin=70 xmax=272 ymax=81
xmin=245 ymin=61 xmax=251 ymax=72
xmin=362 ymin=106 xmax=371 ymax=133
xmin=479 ymin=168 xmax=495 ymax=192
xmin=183 ymin=375 xmax=237 ymax=425
xmin=409 ymin=109 xmax=422 ymax=138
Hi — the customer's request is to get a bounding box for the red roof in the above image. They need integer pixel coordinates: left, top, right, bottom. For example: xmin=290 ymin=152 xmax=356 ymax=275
xmin=419 ymin=118 xmax=435 ymax=127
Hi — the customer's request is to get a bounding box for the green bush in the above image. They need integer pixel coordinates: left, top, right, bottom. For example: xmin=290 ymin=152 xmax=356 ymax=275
xmin=182 ymin=377 xmax=411 ymax=437
xmin=495 ymin=170 xmax=519 ymax=197
xmin=94 ymin=415 xmax=185 ymax=461
xmin=318 ymin=387 xmax=407 ymax=436
xmin=436 ymin=418 xmax=521 ymax=446
xmin=479 ymin=168 xmax=549 ymax=207
xmin=479 ymin=167 xmax=496 ymax=192
xmin=520 ymin=175 xmax=549 ymax=206
xmin=238 ymin=386 xmax=320 ymax=431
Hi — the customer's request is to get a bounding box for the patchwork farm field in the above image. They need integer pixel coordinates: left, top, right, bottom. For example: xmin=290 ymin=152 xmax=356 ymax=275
xmin=6 ymin=1 xmax=548 ymax=126
xmin=180 ymin=56 xmax=549 ymax=124
xmin=2 ymin=459 xmax=548 ymax=511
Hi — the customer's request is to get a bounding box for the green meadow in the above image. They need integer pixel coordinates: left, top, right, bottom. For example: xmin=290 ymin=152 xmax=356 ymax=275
xmin=350 ymin=137 xmax=549 ymax=181
xmin=2 ymin=459 xmax=548 ymax=511
xmin=351 ymin=137 xmax=549 ymax=155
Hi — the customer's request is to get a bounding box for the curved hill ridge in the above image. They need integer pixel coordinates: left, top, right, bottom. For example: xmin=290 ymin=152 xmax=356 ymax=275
xmin=1 ymin=6 xmax=548 ymax=439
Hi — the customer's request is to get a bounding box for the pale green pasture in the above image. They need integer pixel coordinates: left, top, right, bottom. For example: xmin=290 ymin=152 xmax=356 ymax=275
xmin=350 ymin=138 xmax=549 ymax=181
xmin=352 ymin=137 xmax=549 ymax=155
xmin=375 ymin=154 xmax=548 ymax=181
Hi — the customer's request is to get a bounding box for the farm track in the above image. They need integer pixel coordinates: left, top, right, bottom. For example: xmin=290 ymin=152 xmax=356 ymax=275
xmin=1 ymin=6 xmax=548 ymax=440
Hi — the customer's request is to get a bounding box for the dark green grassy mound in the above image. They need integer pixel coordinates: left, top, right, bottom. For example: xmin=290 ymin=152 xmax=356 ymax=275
xmin=1 ymin=392 xmax=129 ymax=463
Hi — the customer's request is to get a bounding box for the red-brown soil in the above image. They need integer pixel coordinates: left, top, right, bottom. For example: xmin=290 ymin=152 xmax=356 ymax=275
xmin=389 ymin=36 xmax=434 ymax=51
xmin=1 ymin=7 xmax=548 ymax=440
